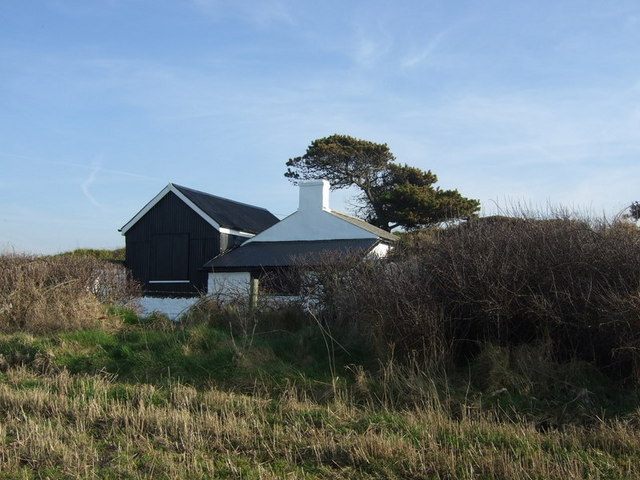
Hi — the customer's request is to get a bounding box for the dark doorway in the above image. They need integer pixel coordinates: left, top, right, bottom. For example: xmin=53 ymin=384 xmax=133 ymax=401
xmin=150 ymin=234 xmax=189 ymax=281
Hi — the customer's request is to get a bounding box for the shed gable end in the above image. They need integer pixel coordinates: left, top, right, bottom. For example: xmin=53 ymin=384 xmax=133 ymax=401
xmin=124 ymin=191 xmax=222 ymax=294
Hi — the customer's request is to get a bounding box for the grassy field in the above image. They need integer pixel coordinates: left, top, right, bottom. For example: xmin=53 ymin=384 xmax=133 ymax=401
xmin=1 ymin=311 xmax=639 ymax=479
xmin=3 ymin=225 xmax=640 ymax=479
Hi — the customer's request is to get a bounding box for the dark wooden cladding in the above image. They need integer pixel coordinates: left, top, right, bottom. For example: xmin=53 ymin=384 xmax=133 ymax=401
xmin=124 ymin=191 xmax=242 ymax=296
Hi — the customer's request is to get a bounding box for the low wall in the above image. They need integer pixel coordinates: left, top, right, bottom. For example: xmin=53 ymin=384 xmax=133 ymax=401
xmin=207 ymin=271 xmax=251 ymax=299
xmin=136 ymin=296 xmax=199 ymax=320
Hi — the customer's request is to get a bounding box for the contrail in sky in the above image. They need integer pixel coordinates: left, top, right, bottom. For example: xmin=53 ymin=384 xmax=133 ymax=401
xmin=81 ymin=162 xmax=102 ymax=208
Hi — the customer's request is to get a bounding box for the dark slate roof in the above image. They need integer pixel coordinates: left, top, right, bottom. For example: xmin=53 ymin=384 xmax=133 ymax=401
xmin=329 ymin=211 xmax=398 ymax=242
xmin=204 ymin=239 xmax=380 ymax=269
xmin=173 ymin=184 xmax=279 ymax=234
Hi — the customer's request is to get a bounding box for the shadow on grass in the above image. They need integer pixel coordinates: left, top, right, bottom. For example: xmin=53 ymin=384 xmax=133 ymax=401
xmin=1 ymin=307 xmax=639 ymax=426
xmin=0 ymin=305 xmax=371 ymax=398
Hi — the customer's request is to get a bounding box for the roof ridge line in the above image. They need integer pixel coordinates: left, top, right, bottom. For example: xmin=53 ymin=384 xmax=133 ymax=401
xmin=328 ymin=210 xmax=398 ymax=241
xmin=329 ymin=209 xmax=358 ymax=219
xmin=172 ymin=183 xmax=273 ymax=212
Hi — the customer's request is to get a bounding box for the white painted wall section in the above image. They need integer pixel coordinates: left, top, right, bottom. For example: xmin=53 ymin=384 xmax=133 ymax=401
xmin=244 ymin=180 xmax=384 ymax=244
xmin=208 ymin=271 xmax=251 ymax=298
xmin=368 ymin=243 xmax=391 ymax=258
xmin=137 ymin=296 xmax=199 ymax=320
xmin=244 ymin=209 xmax=377 ymax=243
xmin=299 ymin=180 xmax=331 ymax=212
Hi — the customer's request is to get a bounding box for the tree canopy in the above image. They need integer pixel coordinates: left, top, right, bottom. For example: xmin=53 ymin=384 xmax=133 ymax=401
xmin=285 ymin=134 xmax=480 ymax=231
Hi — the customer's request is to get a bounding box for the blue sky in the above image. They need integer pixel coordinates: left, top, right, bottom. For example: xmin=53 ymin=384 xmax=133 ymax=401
xmin=1 ymin=1 xmax=640 ymax=253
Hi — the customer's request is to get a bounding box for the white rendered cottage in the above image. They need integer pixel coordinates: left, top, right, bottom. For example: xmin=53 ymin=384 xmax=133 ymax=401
xmin=204 ymin=180 xmax=397 ymax=298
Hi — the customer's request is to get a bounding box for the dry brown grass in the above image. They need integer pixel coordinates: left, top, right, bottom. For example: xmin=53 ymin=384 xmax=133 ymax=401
xmin=0 ymin=367 xmax=638 ymax=479
xmin=0 ymin=254 xmax=139 ymax=334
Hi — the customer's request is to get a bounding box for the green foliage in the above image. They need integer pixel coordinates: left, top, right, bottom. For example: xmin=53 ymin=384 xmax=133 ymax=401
xmin=286 ymin=134 xmax=395 ymax=189
xmin=371 ymin=163 xmax=481 ymax=229
xmin=285 ymin=134 xmax=480 ymax=230
xmin=466 ymin=343 xmax=639 ymax=425
xmin=106 ymin=304 xmax=139 ymax=325
xmin=56 ymin=326 xmax=237 ymax=385
xmin=54 ymin=247 xmax=125 ymax=262
xmin=1 ymin=318 xmax=640 ymax=478
xmin=15 ymin=320 xmax=361 ymax=391
xmin=0 ymin=322 xmax=637 ymax=424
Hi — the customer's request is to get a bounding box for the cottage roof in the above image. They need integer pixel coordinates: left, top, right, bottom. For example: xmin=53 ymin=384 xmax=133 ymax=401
xmin=172 ymin=184 xmax=279 ymax=234
xmin=204 ymin=238 xmax=380 ymax=270
xmin=328 ymin=211 xmax=398 ymax=242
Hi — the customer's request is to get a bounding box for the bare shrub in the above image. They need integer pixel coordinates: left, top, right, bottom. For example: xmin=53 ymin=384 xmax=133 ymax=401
xmin=305 ymin=214 xmax=640 ymax=382
xmin=181 ymin=293 xmax=309 ymax=342
xmin=0 ymin=253 xmax=140 ymax=333
xmin=297 ymin=252 xmax=451 ymax=366
xmin=423 ymin=216 xmax=640 ymax=378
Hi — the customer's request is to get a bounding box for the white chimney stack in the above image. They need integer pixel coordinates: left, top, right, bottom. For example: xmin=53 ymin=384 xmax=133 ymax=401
xmin=299 ymin=179 xmax=330 ymax=212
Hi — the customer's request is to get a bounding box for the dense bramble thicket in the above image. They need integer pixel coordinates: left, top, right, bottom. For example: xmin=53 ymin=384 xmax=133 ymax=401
xmin=308 ymin=216 xmax=640 ymax=382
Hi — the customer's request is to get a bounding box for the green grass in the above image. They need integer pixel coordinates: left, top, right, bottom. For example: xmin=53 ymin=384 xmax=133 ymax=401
xmin=0 ymin=314 xmax=637 ymax=424
xmin=0 ymin=310 xmax=364 ymax=395
xmin=0 ymin=308 xmax=639 ymax=478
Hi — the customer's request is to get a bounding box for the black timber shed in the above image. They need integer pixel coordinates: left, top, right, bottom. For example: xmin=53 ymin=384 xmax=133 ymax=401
xmin=119 ymin=183 xmax=279 ymax=295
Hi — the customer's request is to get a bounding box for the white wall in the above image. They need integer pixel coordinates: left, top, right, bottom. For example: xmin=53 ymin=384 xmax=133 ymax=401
xmin=137 ymin=296 xmax=199 ymax=320
xmin=369 ymin=242 xmax=391 ymax=258
xmin=298 ymin=180 xmax=330 ymax=211
xmin=243 ymin=180 xmax=383 ymax=244
xmin=208 ymin=271 xmax=251 ymax=299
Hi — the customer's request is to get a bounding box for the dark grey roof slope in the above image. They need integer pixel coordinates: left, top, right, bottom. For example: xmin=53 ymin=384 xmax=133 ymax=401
xmin=173 ymin=184 xmax=279 ymax=234
xmin=329 ymin=211 xmax=398 ymax=242
xmin=204 ymin=239 xmax=379 ymax=270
